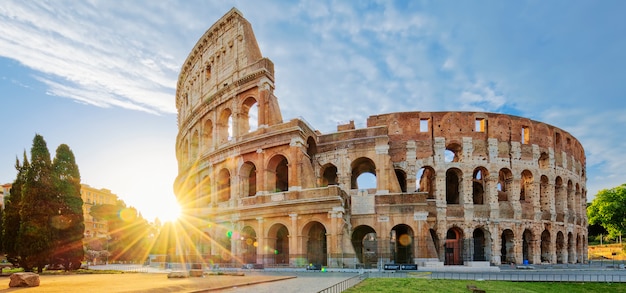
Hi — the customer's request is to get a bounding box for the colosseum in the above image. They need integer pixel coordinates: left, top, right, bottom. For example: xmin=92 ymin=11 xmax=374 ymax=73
xmin=174 ymin=8 xmax=588 ymax=269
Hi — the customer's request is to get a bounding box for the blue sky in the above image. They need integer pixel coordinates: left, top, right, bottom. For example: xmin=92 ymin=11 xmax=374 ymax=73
xmin=1 ymin=1 xmax=624 ymax=222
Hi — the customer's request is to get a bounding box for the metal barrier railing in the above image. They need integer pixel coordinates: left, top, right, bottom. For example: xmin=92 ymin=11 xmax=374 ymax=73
xmin=318 ymin=274 xmax=364 ymax=293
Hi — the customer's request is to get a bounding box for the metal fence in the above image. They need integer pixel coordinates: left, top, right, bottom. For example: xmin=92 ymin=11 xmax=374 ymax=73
xmin=362 ymin=271 xmax=626 ymax=283
xmin=318 ymin=275 xmax=365 ymax=293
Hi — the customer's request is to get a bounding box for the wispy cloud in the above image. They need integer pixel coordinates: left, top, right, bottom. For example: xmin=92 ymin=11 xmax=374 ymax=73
xmin=0 ymin=1 xmax=182 ymax=114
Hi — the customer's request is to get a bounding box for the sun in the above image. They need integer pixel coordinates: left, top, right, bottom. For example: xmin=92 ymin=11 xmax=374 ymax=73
xmin=159 ymin=201 xmax=182 ymax=223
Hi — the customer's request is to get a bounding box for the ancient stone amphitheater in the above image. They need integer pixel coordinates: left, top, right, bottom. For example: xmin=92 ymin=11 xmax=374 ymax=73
xmin=174 ymin=8 xmax=587 ymax=269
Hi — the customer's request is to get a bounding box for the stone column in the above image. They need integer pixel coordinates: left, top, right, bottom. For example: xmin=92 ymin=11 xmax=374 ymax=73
xmin=256 ymin=217 xmax=264 ymax=265
xmin=289 ymin=213 xmax=298 ymax=266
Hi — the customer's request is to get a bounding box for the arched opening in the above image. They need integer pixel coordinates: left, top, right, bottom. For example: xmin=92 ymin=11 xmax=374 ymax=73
xmin=241 ymin=226 xmax=257 ymax=264
xmin=216 ymin=224 xmax=233 ymax=264
xmin=217 ymin=168 xmax=231 ymax=202
xmin=391 ymin=224 xmax=414 ymax=264
xmin=416 ymin=166 xmax=435 ymax=199
xmin=190 ymin=130 xmax=199 ymax=159
xmin=268 ymin=224 xmax=289 ymax=265
xmin=567 ymin=232 xmax=575 ymax=264
xmin=556 ymin=231 xmax=565 ymax=264
xmin=351 ymin=157 xmax=376 ymax=190
xmin=240 ymin=162 xmax=257 ymax=197
xmin=445 ymin=227 xmax=463 ymax=265
xmin=351 ymin=225 xmax=377 ymax=268
xmin=268 ymin=155 xmax=289 ymax=192
xmin=472 ymin=228 xmax=489 ymax=261
xmin=218 ymin=108 xmax=233 ymax=144
xmin=472 ymin=167 xmax=488 ymax=205
xmin=576 ymin=235 xmax=582 ymax=263
xmin=304 ymin=222 xmax=327 ymax=266
xmin=522 ymin=229 xmax=533 ymax=264
xmin=501 ymin=229 xmax=515 ymax=264
xmin=395 ymin=169 xmax=407 ymax=193
xmin=242 ymin=96 xmax=258 ymax=133
xmin=555 ymin=177 xmax=565 ymax=221
xmin=203 ymin=119 xmax=213 ymax=151
xmin=446 ymin=168 xmax=462 ymax=204
xmin=567 ymin=180 xmax=574 ymax=212
xmin=538 ymin=152 xmax=549 ymax=169
xmin=541 ymin=229 xmax=551 ymax=263
xmin=321 ymin=164 xmax=338 ymax=186
xmin=181 ymin=138 xmax=189 ymax=164
xmin=445 ymin=143 xmax=462 ymax=162
xmin=497 ymin=168 xmax=513 ymax=201
xmin=520 ymin=170 xmax=533 ymax=202
xmin=306 ymin=137 xmax=317 ymax=165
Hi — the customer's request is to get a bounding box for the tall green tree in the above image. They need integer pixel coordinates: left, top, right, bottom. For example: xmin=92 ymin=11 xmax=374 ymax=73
xmin=51 ymin=144 xmax=85 ymax=270
xmin=2 ymin=154 xmax=28 ymax=265
xmin=18 ymin=134 xmax=56 ymax=273
xmin=588 ymin=184 xmax=626 ymax=239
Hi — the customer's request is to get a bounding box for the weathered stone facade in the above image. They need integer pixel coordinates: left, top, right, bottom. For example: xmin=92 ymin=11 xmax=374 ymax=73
xmin=174 ymin=8 xmax=587 ymax=268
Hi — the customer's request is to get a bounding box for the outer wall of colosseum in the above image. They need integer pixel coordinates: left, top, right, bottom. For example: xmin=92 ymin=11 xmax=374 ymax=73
xmin=174 ymin=8 xmax=588 ymax=269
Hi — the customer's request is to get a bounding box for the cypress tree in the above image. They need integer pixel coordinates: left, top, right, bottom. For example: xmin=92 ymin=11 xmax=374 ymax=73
xmin=18 ymin=134 xmax=55 ymax=273
xmin=51 ymin=144 xmax=85 ymax=270
xmin=3 ymin=153 xmax=28 ymax=266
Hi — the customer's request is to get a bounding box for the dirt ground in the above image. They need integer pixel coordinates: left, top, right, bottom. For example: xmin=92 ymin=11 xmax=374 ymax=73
xmin=0 ymin=273 xmax=295 ymax=293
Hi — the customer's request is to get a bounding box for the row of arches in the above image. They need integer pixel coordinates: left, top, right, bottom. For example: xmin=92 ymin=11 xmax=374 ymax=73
xmin=179 ymin=96 xmax=259 ymax=165
xmin=202 ymin=220 xmax=585 ymax=267
xmin=193 ymin=154 xmax=290 ymax=205
xmin=204 ymin=221 xmax=328 ymax=266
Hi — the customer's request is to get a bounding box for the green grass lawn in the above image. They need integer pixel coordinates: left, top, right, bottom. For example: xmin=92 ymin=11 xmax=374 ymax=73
xmin=343 ymin=278 xmax=626 ymax=293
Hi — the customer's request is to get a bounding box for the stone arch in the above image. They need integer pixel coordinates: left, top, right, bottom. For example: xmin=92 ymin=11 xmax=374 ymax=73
xmin=240 ymin=161 xmax=257 ymax=197
xmin=445 ymin=227 xmax=463 ymax=265
xmin=430 ymin=229 xmax=440 ymax=259
xmin=217 ymin=168 xmax=231 ymax=202
xmin=567 ymin=180 xmax=574 ymax=212
xmin=181 ymin=137 xmax=189 ymax=164
xmin=267 ymin=154 xmax=289 ymax=192
xmin=241 ymin=226 xmax=257 ymax=264
xmin=241 ymin=96 xmax=258 ymax=133
xmin=472 ymin=227 xmax=491 ymax=261
xmin=538 ymin=152 xmax=549 ymax=169
xmin=190 ymin=129 xmax=200 ymax=159
xmin=218 ymin=108 xmax=233 ymax=143
xmin=320 ymin=163 xmax=338 ymax=186
xmin=541 ymin=229 xmax=551 ymax=263
xmin=416 ymin=166 xmax=436 ymax=199
xmin=203 ymin=119 xmax=213 ymax=151
xmin=520 ymin=170 xmax=533 ymax=202
xmin=267 ymin=223 xmax=289 ymax=265
xmin=391 ymin=224 xmax=414 ymax=264
xmin=395 ymin=169 xmax=407 ymax=193
xmin=556 ymin=231 xmax=565 ymax=264
xmin=446 ymin=168 xmax=462 ymax=204
xmin=522 ymin=229 xmax=534 ymax=264
xmin=567 ymin=232 xmax=575 ymax=264
xmin=306 ymin=136 xmax=317 ymax=165
xmin=302 ymin=221 xmax=327 ymax=266
xmin=497 ymin=168 xmax=513 ymax=201
xmin=351 ymin=225 xmax=377 ymax=268
xmin=350 ymin=157 xmax=376 ymax=190
xmin=214 ymin=223 xmax=233 ymax=263
xmin=472 ymin=167 xmax=488 ymax=205
xmin=501 ymin=229 xmax=515 ymax=264
xmin=445 ymin=142 xmax=462 ymax=162
xmin=555 ymin=177 xmax=565 ymax=221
